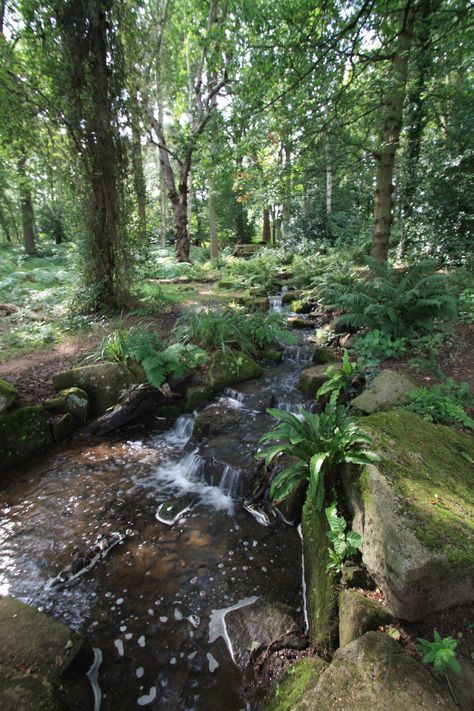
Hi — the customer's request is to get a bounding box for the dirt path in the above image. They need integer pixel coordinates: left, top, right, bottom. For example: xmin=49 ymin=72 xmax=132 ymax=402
xmin=0 ymin=308 xmax=181 ymax=406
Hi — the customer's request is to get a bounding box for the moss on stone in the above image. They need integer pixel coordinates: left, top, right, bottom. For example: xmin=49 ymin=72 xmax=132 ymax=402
xmin=184 ymin=384 xmax=214 ymax=411
xmin=263 ymin=657 xmax=327 ymax=711
xmin=43 ymin=387 xmax=89 ymax=424
xmin=312 ymin=347 xmax=338 ymax=365
xmin=302 ymin=497 xmax=339 ymax=654
xmin=361 ymin=410 xmax=474 ymax=570
xmin=0 ymin=379 xmax=18 ymax=413
xmin=264 ymin=349 xmax=283 ymax=364
xmin=338 ymin=589 xmax=392 ymax=647
xmin=0 ymin=406 xmax=53 ymax=471
xmin=208 ymin=350 xmax=263 ymax=391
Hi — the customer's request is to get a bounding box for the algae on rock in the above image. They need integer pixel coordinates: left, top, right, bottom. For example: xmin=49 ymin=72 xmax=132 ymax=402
xmin=0 ymin=378 xmax=18 ymax=413
xmin=301 ymin=497 xmax=339 ymax=654
xmin=344 ymin=409 xmax=474 ymax=620
xmin=0 ymin=406 xmax=53 ymax=472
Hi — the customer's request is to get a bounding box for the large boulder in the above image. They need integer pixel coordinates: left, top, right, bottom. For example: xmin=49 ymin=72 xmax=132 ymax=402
xmin=351 ymin=368 xmax=416 ymax=414
xmin=338 ymin=589 xmax=392 ymax=647
xmin=193 ymin=402 xmax=245 ymax=439
xmin=301 ymin=497 xmax=339 ymax=654
xmin=265 ymin=632 xmax=456 ymax=710
xmin=0 ymin=406 xmax=53 ymax=472
xmin=224 ymin=598 xmax=305 ymax=670
xmin=52 ymin=363 xmax=136 ymax=417
xmin=0 ymin=596 xmax=93 ymax=711
xmin=43 ymin=387 xmax=89 ymax=424
xmin=344 ymin=410 xmax=474 ymax=620
xmin=0 ymin=379 xmax=18 ymax=413
xmin=263 ymin=657 xmax=328 ymax=711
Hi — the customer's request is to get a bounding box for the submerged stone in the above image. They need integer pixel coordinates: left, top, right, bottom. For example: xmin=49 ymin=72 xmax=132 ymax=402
xmin=301 ymin=497 xmax=339 ymax=654
xmin=351 ymin=368 xmax=416 ymax=414
xmin=267 ymin=632 xmax=456 ymax=710
xmin=53 ymin=363 xmax=136 ymax=417
xmin=0 ymin=379 xmax=18 ymax=413
xmin=338 ymin=589 xmax=392 ymax=647
xmin=344 ymin=410 xmax=474 ymax=620
xmin=43 ymin=387 xmax=89 ymax=424
xmin=288 ymin=317 xmax=316 ymax=329
xmin=0 ymin=405 xmax=53 ymax=472
xmin=193 ymin=403 xmax=244 ymax=439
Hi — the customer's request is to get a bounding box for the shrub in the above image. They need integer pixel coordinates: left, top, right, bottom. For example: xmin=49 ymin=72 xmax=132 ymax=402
xmin=325 ymin=502 xmax=364 ymax=574
xmin=316 ymin=350 xmax=359 ymax=402
xmin=352 ymin=330 xmax=409 ymax=367
xmin=416 ymin=631 xmax=461 ymax=674
xmin=256 ymin=404 xmax=378 ymax=511
xmin=321 ymin=260 xmax=457 ymax=338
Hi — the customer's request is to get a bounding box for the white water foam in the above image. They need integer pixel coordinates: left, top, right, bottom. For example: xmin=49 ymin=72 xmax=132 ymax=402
xmin=208 ymin=596 xmax=258 ymax=664
xmin=86 ymin=647 xmax=103 ymax=711
xmin=297 ymin=524 xmax=309 ymax=634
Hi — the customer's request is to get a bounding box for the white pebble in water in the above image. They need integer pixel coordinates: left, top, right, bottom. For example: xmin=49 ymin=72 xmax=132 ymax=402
xmin=114 ymin=639 xmax=124 ymax=657
xmin=116 ymin=598 xmax=124 ymax=605
xmin=138 ymin=635 xmax=146 ymax=648
xmin=170 ymin=657 xmax=176 ymax=665
xmin=136 ymin=667 xmax=144 ymax=679
xmin=120 ymin=625 xmax=127 ymax=632
xmin=187 ymin=651 xmax=197 ymax=660
xmin=207 ymin=652 xmax=219 ymax=673
xmin=125 ymin=633 xmax=132 ymax=640
xmin=159 ymin=616 xmax=168 ymax=623
xmin=174 ymin=608 xmax=183 ymax=621
xmin=137 ymin=687 xmax=156 ymax=706
xmin=147 ymin=609 xmax=154 ymax=616
xmin=262 ymin=566 xmax=267 ymax=573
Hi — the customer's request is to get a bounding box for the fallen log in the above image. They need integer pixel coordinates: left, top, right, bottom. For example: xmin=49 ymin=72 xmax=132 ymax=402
xmin=84 ymin=381 xmax=186 ymax=437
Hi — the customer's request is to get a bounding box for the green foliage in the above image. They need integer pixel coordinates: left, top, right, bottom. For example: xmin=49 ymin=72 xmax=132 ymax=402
xmin=405 ymin=379 xmax=474 ymax=431
xmin=218 ymin=250 xmax=283 ymax=291
xmin=325 ymin=502 xmax=364 ymax=574
xmin=90 ymin=327 xmax=207 ymax=389
xmin=316 ymin=350 xmax=359 ymax=402
xmin=416 ymin=631 xmax=461 ymax=674
xmin=256 ymin=404 xmax=378 ymax=511
xmin=353 ymin=330 xmax=409 ymax=367
xmin=458 ymin=288 xmax=474 ymax=324
xmin=321 ymin=261 xmax=457 ymax=338
xmin=173 ymin=304 xmax=295 ymax=356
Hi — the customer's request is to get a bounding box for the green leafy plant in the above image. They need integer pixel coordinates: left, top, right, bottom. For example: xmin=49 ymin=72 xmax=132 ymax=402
xmin=89 ymin=327 xmax=207 ymax=389
xmin=174 ymin=305 xmax=295 ymax=356
xmin=320 ymin=260 xmax=457 ymax=338
xmin=353 ymin=329 xmax=409 ymax=367
xmin=416 ymin=631 xmax=461 ymax=674
xmin=458 ymin=288 xmax=474 ymax=324
xmin=325 ymin=502 xmax=364 ymax=574
xmin=256 ymin=403 xmax=378 ymax=511
xmin=316 ymin=350 xmax=359 ymax=402
xmin=405 ymin=378 xmax=474 ymax=431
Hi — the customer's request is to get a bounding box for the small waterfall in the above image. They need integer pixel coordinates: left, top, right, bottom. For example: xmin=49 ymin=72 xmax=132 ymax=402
xmin=181 ymin=453 xmax=243 ymax=498
xmin=268 ymin=296 xmax=283 ymax=312
xmin=223 ymin=387 xmax=246 ymax=404
xmin=164 ymin=414 xmax=195 ymax=446
xmin=282 ymin=345 xmax=313 ymax=366
xmin=219 ymin=465 xmax=243 ymax=497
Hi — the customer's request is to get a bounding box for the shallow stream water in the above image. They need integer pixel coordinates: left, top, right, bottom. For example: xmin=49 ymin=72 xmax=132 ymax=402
xmin=0 ymin=320 xmax=316 ymax=710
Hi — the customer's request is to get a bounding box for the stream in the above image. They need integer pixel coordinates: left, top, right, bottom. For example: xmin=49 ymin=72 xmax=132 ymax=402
xmin=0 ymin=298 xmax=318 ymax=710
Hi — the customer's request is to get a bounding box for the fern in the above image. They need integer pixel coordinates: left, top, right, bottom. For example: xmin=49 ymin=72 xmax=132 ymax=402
xmin=320 ymin=261 xmax=456 ymax=338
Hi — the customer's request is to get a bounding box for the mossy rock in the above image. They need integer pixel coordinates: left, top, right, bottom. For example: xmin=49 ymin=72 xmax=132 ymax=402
xmin=302 ymin=497 xmax=339 ymax=654
xmin=0 ymin=379 xmax=18 ymax=413
xmin=312 ymin=347 xmax=338 ymax=365
xmin=184 ymin=383 xmax=214 ymax=411
xmin=288 ymin=317 xmax=316 ymax=330
xmin=52 ymin=363 xmax=135 ymax=417
xmin=0 ymin=597 xmax=93 ymax=710
xmin=263 ymin=657 xmax=328 ymax=711
xmin=155 ymin=403 xmax=186 ymax=418
xmin=0 ymin=406 xmax=53 ymax=472
xmin=263 ymin=349 xmax=283 ymax=364
xmin=344 ymin=410 xmax=474 ymax=620
xmin=208 ymin=350 xmax=263 ymax=392
xmin=338 ymin=589 xmax=393 ymax=647
xmin=244 ymin=296 xmax=269 ymax=312
xmin=43 ymin=387 xmax=89 ymax=424
xmin=351 ymin=369 xmax=416 ymax=415
xmin=291 ymin=299 xmax=314 ymax=314
xmin=283 ymin=632 xmax=456 ymax=710
xmin=282 ymin=289 xmax=301 ymax=304
xmin=299 ymin=364 xmax=335 ymax=397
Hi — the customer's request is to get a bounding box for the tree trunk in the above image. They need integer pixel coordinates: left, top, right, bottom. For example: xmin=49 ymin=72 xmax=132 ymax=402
xmin=399 ymin=0 xmax=437 ymax=257
xmin=131 ymin=120 xmax=147 ymax=243
xmin=281 ymin=143 xmax=291 ymax=237
xmin=325 ymin=137 xmax=333 ymax=217
xmin=17 ymin=156 xmax=37 ymax=256
xmin=371 ymin=2 xmax=415 ymax=263
xmin=187 ymin=169 xmax=193 ymax=241
xmin=209 ymin=173 xmax=218 ymax=259
xmin=262 ymin=207 xmax=271 ymax=244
